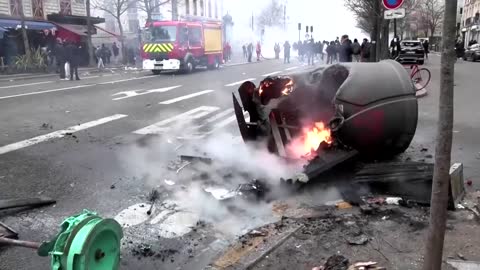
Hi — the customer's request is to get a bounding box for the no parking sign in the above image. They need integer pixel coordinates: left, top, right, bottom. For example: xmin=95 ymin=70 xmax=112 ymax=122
xmin=383 ymin=0 xmax=404 ymax=9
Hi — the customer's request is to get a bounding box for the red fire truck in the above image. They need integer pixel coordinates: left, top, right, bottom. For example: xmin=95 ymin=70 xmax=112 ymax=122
xmin=141 ymin=17 xmax=223 ymax=74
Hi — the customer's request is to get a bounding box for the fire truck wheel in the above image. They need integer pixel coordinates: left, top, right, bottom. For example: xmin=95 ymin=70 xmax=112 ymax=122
xmin=184 ymin=59 xmax=194 ymax=73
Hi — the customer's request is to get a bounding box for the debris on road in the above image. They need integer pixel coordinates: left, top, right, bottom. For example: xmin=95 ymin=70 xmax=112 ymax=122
xmin=347 ymin=234 xmax=369 ymax=245
xmin=146 ymin=189 xmax=160 ymax=215
xmin=0 ymin=197 xmax=56 ymax=211
xmin=164 ymin=179 xmax=175 ymax=186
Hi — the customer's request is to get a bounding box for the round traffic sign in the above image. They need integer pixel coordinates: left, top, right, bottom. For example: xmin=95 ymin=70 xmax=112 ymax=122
xmin=383 ymin=0 xmax=404 ymax=9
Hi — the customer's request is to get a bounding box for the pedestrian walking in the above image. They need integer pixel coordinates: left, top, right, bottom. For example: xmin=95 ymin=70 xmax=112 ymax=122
xmin=339 ymin=35 xmax=353 ymax=63
xmin=274 ymin=43 xmax=281 ymax=59
xmin=112 ymin=42 xmax=119 ymax=64
xmin=242 ymin=44 xmax=247 ymax=60
xmin=423 ymin=39 xmax=429 ymax=60
xmin=100 ymin=44 xmax=108 ymax=66
xmin=256 ymin=42 xmax=262 ymax=61
xmin=352 ymin=38 xmax=361 ymax=62
xmin=361 ymin=38 xmax=371 ymax=62
xmin=55 ymin=38 xmax=66 ymax=79
xmin=307 ymin=39 xmax=315 ymax=66
xmin=247 ymin=43 xmax=253 ymax=62
xmin=283 ymin=41 xmax=291 ymax=64
xmin=326 ymin=41 xmax=336 ymax=64
xmin=66 ymin=42 xmax=80 ymax=81
xmin=106 ymin=47 xmax=112 ymax=64
xmin=96 ymin=46 xmax=104 ymax=69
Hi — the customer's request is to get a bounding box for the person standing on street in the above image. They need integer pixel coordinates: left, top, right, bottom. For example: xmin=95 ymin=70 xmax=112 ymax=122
xmin=339 ymin=35 xmax=353 ymax=63
xmin=242 ymin=44 xmax=247 ymax=60
xmin=66 ymin=42 xmax=80 ymax=80
xmin=361 ymin=38 xmax=371 ymax=62
xmin=307 ymin=39 xmax=315 ymax=66
xmin=283 ymin=41 xmax=291 ymax=64
xmin=247 ymin=43 xmax=253 ymax=62
xmin=55 ymin=38 xmax=66 ymax=79
xmin=112 ymin=42 xmax=119 ymax=64
xmin=423 ymin=39 xmax=429 ymax=60
xmin=352 ymin=38 xmax=361 ymax=62
xmin=326 ymin=41 xmax=336 ymax=64
xmin=96 ymin=46 xmax=104 ymax=69
xmin=256 ymin=42 xmax=262 ymax=61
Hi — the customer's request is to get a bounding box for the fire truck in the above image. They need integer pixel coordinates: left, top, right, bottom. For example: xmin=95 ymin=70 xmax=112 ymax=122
xmin=141 ymin=17 xmax=224 ymax=74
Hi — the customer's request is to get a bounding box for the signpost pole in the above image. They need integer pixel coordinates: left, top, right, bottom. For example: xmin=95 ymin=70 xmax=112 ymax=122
xmin=394 ymin=18 xmax=397 ymax=38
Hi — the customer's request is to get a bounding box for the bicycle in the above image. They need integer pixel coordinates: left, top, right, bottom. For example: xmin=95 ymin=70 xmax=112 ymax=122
xmin=409 ymin=64 xmax=431 ymax=91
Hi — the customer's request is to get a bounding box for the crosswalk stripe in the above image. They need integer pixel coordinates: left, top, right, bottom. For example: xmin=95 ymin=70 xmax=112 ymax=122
xmin=0 ymin=81 xmax=53 ymax=89
xmin=158 ymin=90 xmax=214 ymax=104
xmin=0 ymin=114 xmax=127 ymax=155
xmin=133 ymin=106 xmax=220 ymax=135
xmin=205 ymin=108 xmax=234 ymax=123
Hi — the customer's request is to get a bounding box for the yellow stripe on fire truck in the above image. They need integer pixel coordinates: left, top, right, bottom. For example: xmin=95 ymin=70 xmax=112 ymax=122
xmin=143 ymin=43 xmax=174 ymax=53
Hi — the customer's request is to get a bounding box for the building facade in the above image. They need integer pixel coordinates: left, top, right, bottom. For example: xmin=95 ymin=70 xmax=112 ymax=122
xmin=0 ymin=0 xmax=86 ymax=18
xmin=461 ymin=0 xmax=480 ymax=46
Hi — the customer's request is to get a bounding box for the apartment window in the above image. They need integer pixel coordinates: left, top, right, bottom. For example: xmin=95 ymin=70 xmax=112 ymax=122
xmin=185 ymin=0 xmax=190 ymax=15
xmin=60 ymin=0 xmax=72 ymax=15
xmin=32 ymin=0 xmax=44 ymax=18
xmin=460 ymin=7 xmax=463 ymax=14
xmin=10 ymin=0 xmax=22 ymax=16
xmin=193 ymin=0 xmax=197 ymax=15
xmin=208 ymin=0 xmax=211 ymax=17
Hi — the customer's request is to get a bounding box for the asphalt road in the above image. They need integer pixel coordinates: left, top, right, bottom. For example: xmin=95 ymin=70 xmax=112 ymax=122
xmin=0 ymin=58 xmax=315 ymax=270
xmin=1 ymin=54 xmax=479 ymax=270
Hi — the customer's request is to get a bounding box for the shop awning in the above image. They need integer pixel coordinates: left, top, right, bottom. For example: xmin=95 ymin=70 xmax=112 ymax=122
xmin=56 ymin=23 xmax=89 ymax=36
xmin=0 ymin=18 xmax=56 ymax=30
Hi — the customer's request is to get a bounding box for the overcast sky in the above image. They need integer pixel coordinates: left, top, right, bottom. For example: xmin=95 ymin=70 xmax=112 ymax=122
xmin=224 ymin=0 xmax=367 ymax=42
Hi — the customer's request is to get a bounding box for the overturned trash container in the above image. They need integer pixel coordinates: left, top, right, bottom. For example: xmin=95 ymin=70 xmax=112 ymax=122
xmin=233 ymin=60 xmax=418 ymax=160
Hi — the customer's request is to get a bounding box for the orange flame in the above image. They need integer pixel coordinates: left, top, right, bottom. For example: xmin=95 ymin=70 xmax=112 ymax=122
xmin=303 ymin=122 xmax=332 ymax=154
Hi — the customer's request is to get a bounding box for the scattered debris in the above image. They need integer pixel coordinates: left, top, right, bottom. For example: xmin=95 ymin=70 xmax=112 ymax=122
xmin=385 ymin=197 xmax=403 ymax=205
xmin=347 ymin=235 xmax=369 ymax=245
xmin=324 ymin=254 xmax=349 ymax=270
xmin=248 ymin=229 xmax=268 ymax=237
xmin=40 ymin=123 xmax=53 ymax=130
xmin=110 ymin=184 xmax=116 ymax=189
xmin=164 ymin=179 xmax=175 ymax=186
xmin=0 ymin=197 xmax=56 ymax=211
xmin=204 ymin=187 xmax=237 ymax=201
xmin=146 ymin=189 xmax=160 ymax=215
xmin=179 ymin=155 xmax=213 ymax=164
xmin=176 ymin=161 xmax=191 ymax=174
xmin=0 ymin=222 xmax=18 ymax=239
xmin=447 ymin=259 xmax=480 ymax=270
xmin=457 ymin=253 xmax=467 ymax=260
xmin=336 ymin=201 xmax=353 ymax=209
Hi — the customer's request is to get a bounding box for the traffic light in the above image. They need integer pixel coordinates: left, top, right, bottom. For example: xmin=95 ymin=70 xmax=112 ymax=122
xmin=310 ymin=26 xmax=313 ymax=33
xmin=298 ymin=23 xmax=301 ymax=31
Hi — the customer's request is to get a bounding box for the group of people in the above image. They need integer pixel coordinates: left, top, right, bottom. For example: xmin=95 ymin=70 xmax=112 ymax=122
xmin=95 ymin=43 xmax=120 ymax=69
xmin=54 ymin=38 xmax=82 ymax=81
xmin=242 ymin=42 xmax=262 ymax=63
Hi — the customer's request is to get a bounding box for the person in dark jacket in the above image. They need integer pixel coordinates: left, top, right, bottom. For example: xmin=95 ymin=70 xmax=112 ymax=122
xmin=423 ymin=40 xmax=429 ymax=59
xmin=55 ymin=38 xmax=66 ymax=79
xmin=326 ymin=41 xmax=336 ymax=64
xmin=283 ymin=41 xmax=291 ymax=63
xmin=361 ymin=38 xmax=371 ymax=62
xmin=339 ymin=35 xmax=353 ymax=62
xmin=66 ymin=42 xmax=80 ymax=80
xmin=307 ymin=39 xmax=315 ymax=65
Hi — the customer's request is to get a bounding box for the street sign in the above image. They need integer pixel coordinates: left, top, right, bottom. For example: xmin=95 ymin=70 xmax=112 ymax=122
xmin=384 ymin=8 xmax=406 ymax=19
xmin=382 ymin=0 xmax=404 ymax=10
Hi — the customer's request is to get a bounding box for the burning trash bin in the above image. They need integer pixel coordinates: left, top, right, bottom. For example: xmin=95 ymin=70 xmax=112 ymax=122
xmin=233 ymin=60 xmax=418 ymax=164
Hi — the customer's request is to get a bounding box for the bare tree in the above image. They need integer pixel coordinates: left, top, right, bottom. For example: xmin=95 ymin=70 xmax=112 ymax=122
xmin=86 ymin=0 xmax=96 ymax=66
xmin=422 ymin=0 xmax=457 ymax=269
xmin=137 ymin=0 xmax=170 ymax=22
xmin=418 ymin=0 xmax=445 ymax=37
xmin=93 ymin=0 xmax=134 ymax=63
xmin=17 ymin=3 xmax=31 ymax=60
xmin=256 ymin=0 xmax=284 ymax=29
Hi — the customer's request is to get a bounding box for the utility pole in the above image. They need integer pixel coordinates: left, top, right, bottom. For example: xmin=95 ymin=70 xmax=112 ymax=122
xmin=422 ymin=0 xmax=457 ymax=269
xmin=86 ymin=0 xmax=95 ymax=66
xmin=172 ymin=0 xmax=178 ymax=20
xmin=394 ymin=18 xmax=397 ymax=38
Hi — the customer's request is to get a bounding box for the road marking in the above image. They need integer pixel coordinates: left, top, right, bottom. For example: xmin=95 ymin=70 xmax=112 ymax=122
xmin=224 ymin=78 xmax=255 ymax=87
xmin=82 ymin=75 xmax=100 ymax=79
xmin=0 ymin=76 xmax=154 ymax=100
xmin=0 ymin=114 xmax=127 ymax=155
xmin=99 ymin=76 xmax=153 ymax=85
xmin=262 ymin=71 xmax=281 ymax=77
xmin=0 ymin=85 xmax=91 ymax=100
xmin=285 ymin=66 xmax=299 ymax=71
xmin=159 ymin=90 xmax=214 ymax=104
xmin=133 ymin=106 xmax=219 ymax=135
xmin=0 ymin=81 xmax=53 ymax=89
xmin=112 ymin=85 xmax=182 ymax=101
xmin=205 ymin=108 xmax=234 ymax=123
xmin=213 ymin=115 xmax=237 ymax=129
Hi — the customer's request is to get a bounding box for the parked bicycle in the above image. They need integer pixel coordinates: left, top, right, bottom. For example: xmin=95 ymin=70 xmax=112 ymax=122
xmin=409 ymin=64 xmax=431 ymax=91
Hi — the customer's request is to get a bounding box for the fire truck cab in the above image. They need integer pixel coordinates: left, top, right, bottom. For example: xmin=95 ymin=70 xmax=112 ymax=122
xmin=141 ymin=17 xmax=223 ymax=74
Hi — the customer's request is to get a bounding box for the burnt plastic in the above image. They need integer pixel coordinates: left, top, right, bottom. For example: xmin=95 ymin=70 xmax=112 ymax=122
xmin=334 ymin=60 xmax=418 ymax=157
